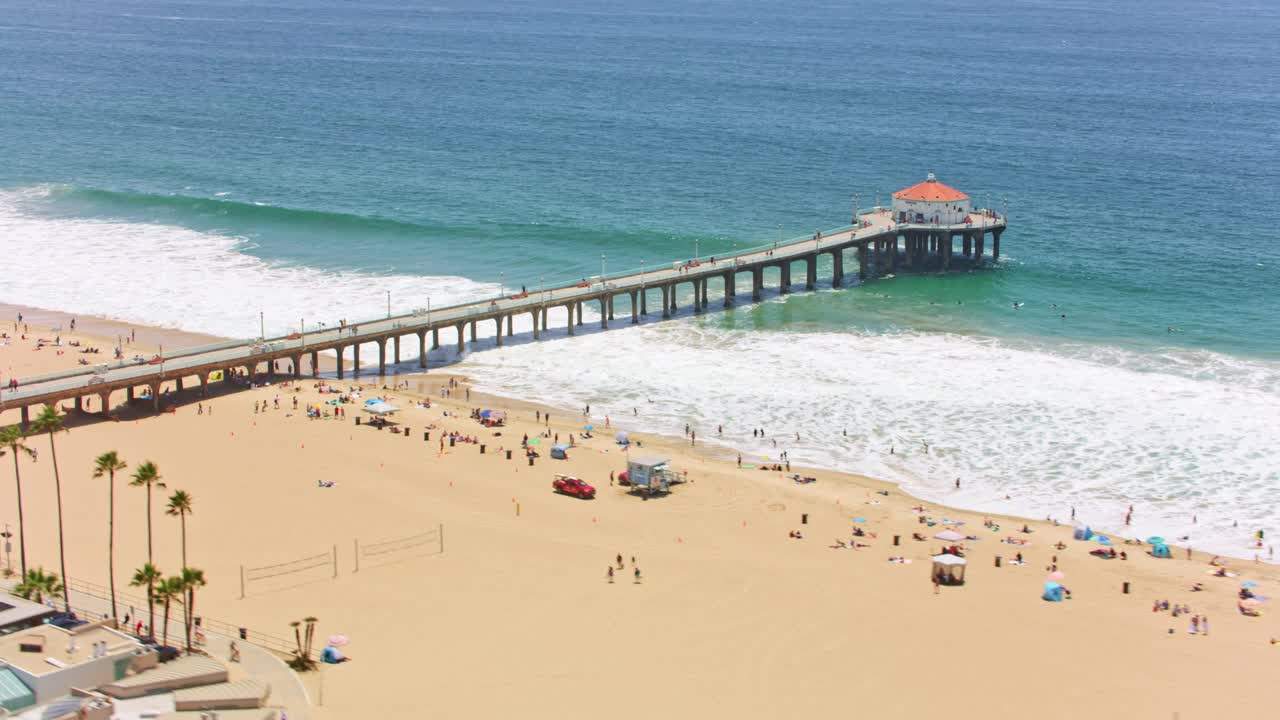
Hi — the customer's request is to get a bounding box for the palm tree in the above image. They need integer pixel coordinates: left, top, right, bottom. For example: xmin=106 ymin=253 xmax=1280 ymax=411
xmin=290 ymin=620 xmax=303 ymax=659
xmin=92 ymin=451 xmax=127 ymax=621
xmin=153 ymin=577 xmax=183 ymax=647
xmin=165 ymin=490 xmax=193 ymax=568
xmin=129 ymin=462 xmax=165 ymax=567
xmin=303 ymin=615 xmax=318 ymax=662
xmin=130 ymin=563 xmax=162 ymax=639
xmin=178 ymin=567 xmax=206 ymax=651
xmin=31 ymin=405 xmax=69 ymax=607
xmin=0 ymin=426 xmax=34 ymax=576
xmin=15 ymin=567 xmax=63 ymax=605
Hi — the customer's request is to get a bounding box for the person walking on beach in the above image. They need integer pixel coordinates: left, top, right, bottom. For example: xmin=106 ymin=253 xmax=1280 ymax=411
xmin=737 ymin=454 xmax=742 ymax=468
xmin=690 ymin=430 xmax=696 ymax=446
xmin=607 ymin=566 xmax=614 ymax=583
xmin=616 ymin=553 xmax=624 ymax=570
xmin=634 ymin=567 xmax=641 ymax=584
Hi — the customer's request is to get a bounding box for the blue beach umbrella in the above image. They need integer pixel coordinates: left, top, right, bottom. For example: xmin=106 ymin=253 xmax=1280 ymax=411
xmin=584 ymin=425 xmax=594 ymax=431
xmin=1095 ymin=535 xmax=1112 ymax=545
xmin=1242 ymin=582 xmax=1258 ymax=588
xmin=1146 ymin=536 xmax=1165 ymax=545
xmin=853 ymin=517 xmax=867 ymax=523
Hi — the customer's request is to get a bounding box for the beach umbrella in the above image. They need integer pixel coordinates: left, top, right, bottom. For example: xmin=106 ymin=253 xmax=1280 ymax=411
xmin=327 ymin=634 xmax=349 ymax=647
xmin=584 ymin=425 xmax=594 ymax=431
xmin=1146 ymin=536 xmax=1165 ymax=545
xmin=853 ymin=517 xmax=867 ymax=523
xmin=1047 ymin=570 xmax=1065 ymax=581
xmin=1095 ymin=535 xmax=1112 ymax=546
xmin=1242 ymin=582 xmax=1258 ymax=588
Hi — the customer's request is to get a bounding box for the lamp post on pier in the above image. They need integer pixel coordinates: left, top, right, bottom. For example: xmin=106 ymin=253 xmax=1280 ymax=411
xmin=259 ymin=311 xmax=264 ymax=340
xmin=500 ymin=271 xmax=505 ymax=298
xmin=601 ymin=255 xmax=606 ymax=283
xmin=386 ymin=290 xmax=391 ymax=319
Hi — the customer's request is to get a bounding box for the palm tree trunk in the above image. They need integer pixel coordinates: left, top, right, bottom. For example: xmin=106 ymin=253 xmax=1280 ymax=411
xmin=49 ymin=433 xmax=69 ymax=607
xmin=108 ymin=469 xmax=117 ymax=621
xmin=146 ymin=485 xmax=153 ymax=566
xmin=180 ymin=513 xmax=187 ymax=569
xmin=162 ymin=597 xmax=170 ymax=647
xmin=184 ymin=588 xmax=193 ymax=651
xmin=147 ymin=585 xmax=155 ymax=640
xmin=12 ymin=453 xmax=26 ymax=576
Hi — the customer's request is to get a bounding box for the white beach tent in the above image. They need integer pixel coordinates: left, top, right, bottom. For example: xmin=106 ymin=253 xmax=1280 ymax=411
xmin=363 ymin=401 xmax=399 ymax=415
xmin=931 ymin=553 xmax=968 ymax=585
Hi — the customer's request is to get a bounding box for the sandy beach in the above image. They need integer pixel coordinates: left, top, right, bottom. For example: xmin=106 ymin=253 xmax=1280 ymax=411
xmin=1 ymin=305 xmax=1277 ymax=719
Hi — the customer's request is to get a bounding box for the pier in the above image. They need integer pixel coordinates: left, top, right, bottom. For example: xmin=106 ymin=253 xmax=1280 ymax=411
xmin=1 ymin=178 xmax=1005 ymax=424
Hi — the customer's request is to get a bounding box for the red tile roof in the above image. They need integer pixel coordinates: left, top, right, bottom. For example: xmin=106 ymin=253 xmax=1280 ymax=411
xmin=893 ymin=177 xmax=970 ymax=203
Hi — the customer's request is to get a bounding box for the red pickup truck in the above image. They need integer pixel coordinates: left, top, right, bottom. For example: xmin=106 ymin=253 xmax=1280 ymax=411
xmin=553 ymin=474 xmax=596 ymax=499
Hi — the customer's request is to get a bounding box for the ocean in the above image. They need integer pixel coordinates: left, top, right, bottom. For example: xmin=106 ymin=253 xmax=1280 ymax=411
xmin=2 ymin=0 xmax=1278 ymax=556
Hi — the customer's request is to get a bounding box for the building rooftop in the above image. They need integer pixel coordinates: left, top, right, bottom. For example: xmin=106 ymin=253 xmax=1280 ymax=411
xmin=0 ymin=595 xmax=54 ymax=634
xmin=893 ymin=174 xmax=970 ymax=203
xmin=0 ymin=625 xmax=139 ymax=676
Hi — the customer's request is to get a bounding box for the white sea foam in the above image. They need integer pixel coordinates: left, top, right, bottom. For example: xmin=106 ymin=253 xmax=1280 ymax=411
xmin=0 ymin=185 xmax=494 ymax=340
xmin=3 ymin=185 xmax=1277 ymax=559
xmin=458 ymin=315 xmax=1280 ymax=560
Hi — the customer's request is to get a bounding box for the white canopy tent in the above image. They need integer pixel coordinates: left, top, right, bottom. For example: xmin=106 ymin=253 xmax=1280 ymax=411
xmin=364 ymin=401 xmax=399 ymax=415
xmin=931 ymin=553 xmax=967 ymax=586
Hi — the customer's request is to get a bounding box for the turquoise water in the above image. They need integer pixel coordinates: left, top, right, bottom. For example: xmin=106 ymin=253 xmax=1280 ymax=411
xmin=2 ymin=0 xmax=1278 ymax=555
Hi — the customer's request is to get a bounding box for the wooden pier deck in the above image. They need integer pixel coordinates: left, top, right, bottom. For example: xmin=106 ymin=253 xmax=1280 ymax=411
xmin=1 ymin=209 xmax=1005 ymax=423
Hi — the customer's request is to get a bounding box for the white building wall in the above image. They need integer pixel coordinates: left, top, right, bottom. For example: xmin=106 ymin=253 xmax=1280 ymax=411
xmin=892 ymin=197 xmax=971 ymax=225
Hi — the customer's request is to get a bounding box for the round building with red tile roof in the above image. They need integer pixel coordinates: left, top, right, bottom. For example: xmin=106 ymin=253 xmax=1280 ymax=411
xmin=892 ymin=173 xmax=971 ymax=225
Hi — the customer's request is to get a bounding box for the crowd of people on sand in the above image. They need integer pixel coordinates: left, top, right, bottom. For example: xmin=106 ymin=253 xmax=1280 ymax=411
xmin=606 ymin=553 xmax=642 ymax=584
xmin=1152 ymin=600 xmax=1212 ymax=634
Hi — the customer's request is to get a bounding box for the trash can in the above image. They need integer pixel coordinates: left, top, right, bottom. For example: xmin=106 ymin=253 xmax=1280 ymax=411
xmin=893 ymin=535 xmax=900 ymax=546
xmin=449 ymin=437 xmax=455 ymax=447
xmin=994 ymin=555 xmax=1002 ymax=567
xmin=355 ymin=416 xmax=361 ymax=425
xmin=480 ymin=444 xmax=486 ymax=454
xmin=1123 ymin=581 xmax=1130 ymax=594
xmin=801 ymin=513 xmax=808 ymax=525
xmin=238 ymin=627 xmax=248 ymax=640
xmin=528 ymin=456 xmax=534 ymax=466
xmin=424 ymin=431 xmax=430 ymax=441
xmin=505 ymin=450 xmax=512 ymax=460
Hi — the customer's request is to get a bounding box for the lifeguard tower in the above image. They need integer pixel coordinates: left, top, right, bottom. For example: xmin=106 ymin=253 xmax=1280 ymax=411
xmin=626 ymin=457 xmax=681 ymax=496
